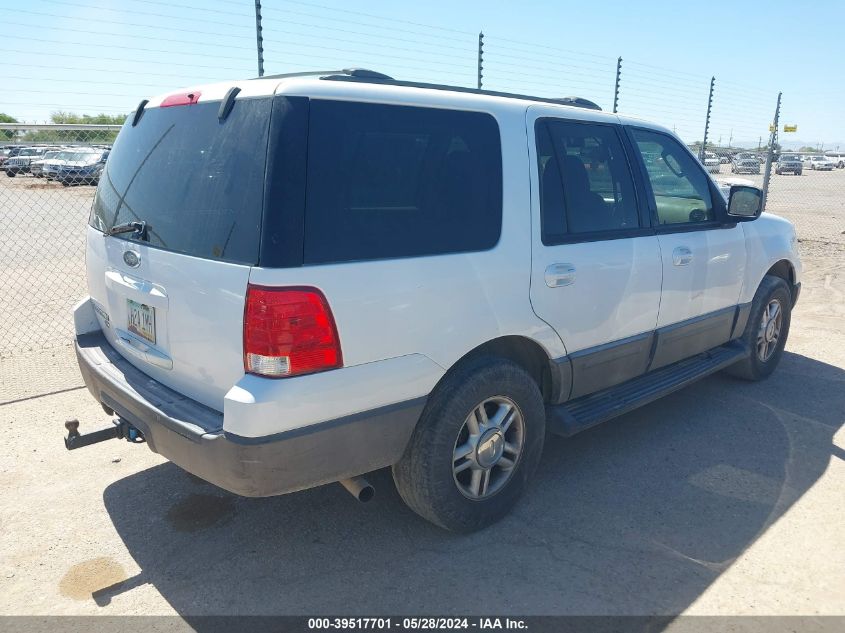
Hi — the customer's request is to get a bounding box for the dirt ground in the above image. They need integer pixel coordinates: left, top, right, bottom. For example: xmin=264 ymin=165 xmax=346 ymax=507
xmin=1 ymin=166 xmax=844 ymax=618
xmin=0 ymin=239 xmax=842 ymax=617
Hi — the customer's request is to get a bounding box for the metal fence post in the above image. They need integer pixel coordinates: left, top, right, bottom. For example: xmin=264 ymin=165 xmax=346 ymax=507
xmin=761 ymin=91 xmax=782 ymax=212
xmin=700 ymin=76 xmax=714 ymax=161
xmin=477 ymin=32 xmax=484 ymax=90
xmin=254 ymin=0 xmax=265 ymax=77
xmin=613 ymin=56 xmax=622 ymax=113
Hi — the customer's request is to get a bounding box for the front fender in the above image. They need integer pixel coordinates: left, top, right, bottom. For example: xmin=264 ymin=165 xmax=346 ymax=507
xmin=739 ymin=213 xmax=801 ymax=304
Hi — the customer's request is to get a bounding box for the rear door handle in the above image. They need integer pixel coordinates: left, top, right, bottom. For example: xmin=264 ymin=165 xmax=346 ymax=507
xmin=672 ymin=246 xmax=693 ymax=266
xmin=544 ymin=263 xmax=576 ymax=287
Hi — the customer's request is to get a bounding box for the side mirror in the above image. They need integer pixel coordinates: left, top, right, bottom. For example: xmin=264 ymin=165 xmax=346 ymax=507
xmin=727 ymin=185 xmax=763 ymax=221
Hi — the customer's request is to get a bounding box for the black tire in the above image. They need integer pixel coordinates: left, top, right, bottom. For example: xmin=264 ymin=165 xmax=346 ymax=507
xmin=725 ymin=275 xmax=792 ymax=381
xmin=6 ymin=170 xmax=16 ymax=178
xmin=392 ymin=356 xmax=545 ymax=532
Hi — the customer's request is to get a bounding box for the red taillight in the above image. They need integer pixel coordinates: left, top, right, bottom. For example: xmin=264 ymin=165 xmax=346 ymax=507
xmin=160 ymin=91 xmax=202 ymax=107
xmin=243 ymin=285 xmax=342 ymax=378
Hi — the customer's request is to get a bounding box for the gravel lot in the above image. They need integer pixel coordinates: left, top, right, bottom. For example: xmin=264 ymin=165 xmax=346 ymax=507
xmin=0 ymin=169 xmax=843 ymax=617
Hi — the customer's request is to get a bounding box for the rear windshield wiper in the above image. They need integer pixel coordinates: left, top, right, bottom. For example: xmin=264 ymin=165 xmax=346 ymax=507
xmin=109 ymin=220 xmax=148 ymax=240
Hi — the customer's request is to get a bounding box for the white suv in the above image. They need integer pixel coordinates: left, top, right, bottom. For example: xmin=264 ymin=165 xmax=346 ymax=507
xmin=69 ymin=70 xmax=802 ymax=532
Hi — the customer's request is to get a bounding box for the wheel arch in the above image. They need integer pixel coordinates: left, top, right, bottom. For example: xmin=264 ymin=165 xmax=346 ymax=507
xmin=765 ymin=259 xmax=799 ymax=304
xmin=441 ymin=335 xmax=561 ymax=404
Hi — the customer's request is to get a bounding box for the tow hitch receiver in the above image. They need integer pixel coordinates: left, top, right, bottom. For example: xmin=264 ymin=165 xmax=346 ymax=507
xmin=64 ymin=418 xmax=145 ymax=450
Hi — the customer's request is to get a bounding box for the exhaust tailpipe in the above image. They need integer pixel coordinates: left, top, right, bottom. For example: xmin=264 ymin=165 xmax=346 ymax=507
xmin=339 ymin=476 xmax=374 ymax=503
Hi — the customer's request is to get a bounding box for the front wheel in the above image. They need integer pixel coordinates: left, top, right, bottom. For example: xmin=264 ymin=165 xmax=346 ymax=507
xmin=725 ymin=275 xmax=792 ymax=381
xmin=393 ymin=356 xmax=545 ymax=532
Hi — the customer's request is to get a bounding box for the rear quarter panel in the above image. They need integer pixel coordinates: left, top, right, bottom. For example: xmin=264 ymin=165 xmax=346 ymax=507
xmin=249 ymin=87 xmax=568 ymax=372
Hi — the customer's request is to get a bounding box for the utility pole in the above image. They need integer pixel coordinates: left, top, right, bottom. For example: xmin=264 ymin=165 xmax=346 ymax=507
xmin=476 ymin=32 xmax=484 ymax=90
xmin=612 ymin=57 xmax=622 ymax=114
xmin=761 ymin=91 xmax=782 ymax=213
xmin=699 ymin=76 xmax=715 ymax=161
xmin=254 ymin=0 xmax=265 ymax=77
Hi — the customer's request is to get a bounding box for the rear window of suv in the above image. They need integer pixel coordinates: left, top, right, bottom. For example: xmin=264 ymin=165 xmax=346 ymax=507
xmin=90 ymin=98 xmax=272 ymax=265
xmin=302 ymin=100 xmax=502 ymax=264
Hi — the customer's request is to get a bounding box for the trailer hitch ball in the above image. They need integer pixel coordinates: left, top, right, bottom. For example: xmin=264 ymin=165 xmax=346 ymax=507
xmin=65 ymin=420 xmax=81 ymax=439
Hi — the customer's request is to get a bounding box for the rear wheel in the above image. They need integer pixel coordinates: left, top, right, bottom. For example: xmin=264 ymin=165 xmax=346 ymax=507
xmin=6 ymin=170 xmax=15 ymax=178
xmin=726 ymin=275 xmax=792 ymax=381
xmin=392 ymin=356 xmax=545 ymax=532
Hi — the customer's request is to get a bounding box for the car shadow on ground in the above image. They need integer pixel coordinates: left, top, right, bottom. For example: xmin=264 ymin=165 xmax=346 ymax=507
xmin=99 ymin=351 xmax=843 ymax=617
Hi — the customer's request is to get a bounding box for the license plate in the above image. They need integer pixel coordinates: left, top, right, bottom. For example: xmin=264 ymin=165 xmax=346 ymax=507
xmin=127 ymin=299 xmax=156 ymax=344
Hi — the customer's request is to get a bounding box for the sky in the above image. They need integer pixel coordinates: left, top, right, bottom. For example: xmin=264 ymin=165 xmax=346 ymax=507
xmin=2 ymin=0 xmax=844 ymax=150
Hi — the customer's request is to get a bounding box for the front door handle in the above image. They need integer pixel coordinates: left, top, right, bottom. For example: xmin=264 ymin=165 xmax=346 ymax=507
xmin=544 ymin=263 xmax=576 ymax=287
xmin=672 ymin=246 xmax=693 ymax=266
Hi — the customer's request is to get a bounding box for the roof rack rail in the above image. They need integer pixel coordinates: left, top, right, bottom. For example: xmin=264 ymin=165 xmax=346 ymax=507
xmin=321 ymin=74 xmax=601 ymax=110
xmin=253 ymin=68 xmax=393 ymax=81
xmin=254 ymin=68 xmax=600 ymax=111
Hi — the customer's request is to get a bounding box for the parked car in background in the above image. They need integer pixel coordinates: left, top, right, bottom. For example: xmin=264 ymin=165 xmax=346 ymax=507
xmin=41 ymin=149 xmax=76 ymax=180
xmin=807 ymin=156 xmax=835 ymax=171
xmin=3 ymin=147 xmax=52 ymax=177
xmin=731 ymin=153 xmax=760 ymax=174
xmin=30 ymin=150 xmax=65 ymax=178
xmin=0 ymin=148 xmax=11 ymax=167
xmin=702 ymin=151 xmax=720 ymax=173
xmin=824 ymin=152 xmax=845 ymax=169
xmin=775 ymin=154 xmax=803 ymax=175
xmin=56 ymin=149 xmax=109 ymax=185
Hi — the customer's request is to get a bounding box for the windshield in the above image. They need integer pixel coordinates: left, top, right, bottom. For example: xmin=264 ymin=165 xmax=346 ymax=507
xmin=90 ymin=97 xmax=271 ymax=265
xmin=781 ymin=155 xmax=799 ymax=161
xmin=68 ymin=151 xmax=101 ymax=163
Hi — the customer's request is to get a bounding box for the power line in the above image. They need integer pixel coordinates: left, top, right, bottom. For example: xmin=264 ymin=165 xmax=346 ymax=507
xmin=263 ymin=7 xmax=473 ymax=45
xmin=0 ymin=45 xmax=250 ymax=71
xmin=1 ymin=31 xmax=255 ymax=60
xmin=117 ymin=0 xmax=249 ymax=18
xmin=3 ymin=9 xmax=255 ymax=43
xmin=267 ymin=29 xmax=471 ymax=61
xmin=484 ymin=35 xmax=615 ymax=63
xmin=279 ymin=0 xmax=475 ymax=36
xmin=38 ymin=0 xmax=254 ymax=30
xmin=261 ymin=17 xmax=475 ymax=54
xmin=1 ymin=62 xmax=227 ymax=82
xmin=1 ymin=75 xmax=187 ymax=89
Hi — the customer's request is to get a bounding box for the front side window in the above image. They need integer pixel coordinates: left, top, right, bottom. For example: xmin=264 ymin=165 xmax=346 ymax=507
xmin=536 ymin=119 xmax=639 ymax=241
xmin=631 ymin=128 xmax=714 ymax=225
xmin=303 ymin=100 xmax=502 ymax=264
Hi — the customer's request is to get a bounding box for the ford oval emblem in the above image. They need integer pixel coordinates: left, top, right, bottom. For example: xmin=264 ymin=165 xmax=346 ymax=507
xmin=123 ymin=250 xmax=140 ymax=268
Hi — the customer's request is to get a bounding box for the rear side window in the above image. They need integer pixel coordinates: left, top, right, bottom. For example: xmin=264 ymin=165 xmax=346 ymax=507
xmin=537 ymin=119 xmax=639 ymax=241
xmin=303 ymin=100 xmax=502 ymax=264
xmin=90 ymin=98 xmax=272 ymax=264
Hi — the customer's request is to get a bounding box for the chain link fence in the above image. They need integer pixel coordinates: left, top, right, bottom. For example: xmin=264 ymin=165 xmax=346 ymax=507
xmin=1 ymin=125 xmax=118 ymax=402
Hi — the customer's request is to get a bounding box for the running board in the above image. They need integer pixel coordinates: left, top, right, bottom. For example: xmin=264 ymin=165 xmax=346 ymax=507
xmin=546 ymin=342 xmax=749 ymax=437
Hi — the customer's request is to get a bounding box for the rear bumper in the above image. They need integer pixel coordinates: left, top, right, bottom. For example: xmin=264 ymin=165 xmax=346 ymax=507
xmin=75 ymin=331 xmax=425 ymax=497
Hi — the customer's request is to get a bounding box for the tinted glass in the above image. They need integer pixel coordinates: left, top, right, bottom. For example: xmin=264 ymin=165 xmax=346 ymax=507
xmin=631 ymin=128 xmax=714 ymax=225
xmin=303 ymin=100 xmax=502 ymax=264
xmin=537 ymin=119 xmax=639 ymax=238
xmin=90 ymin=98 xmax=272 ymax=264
